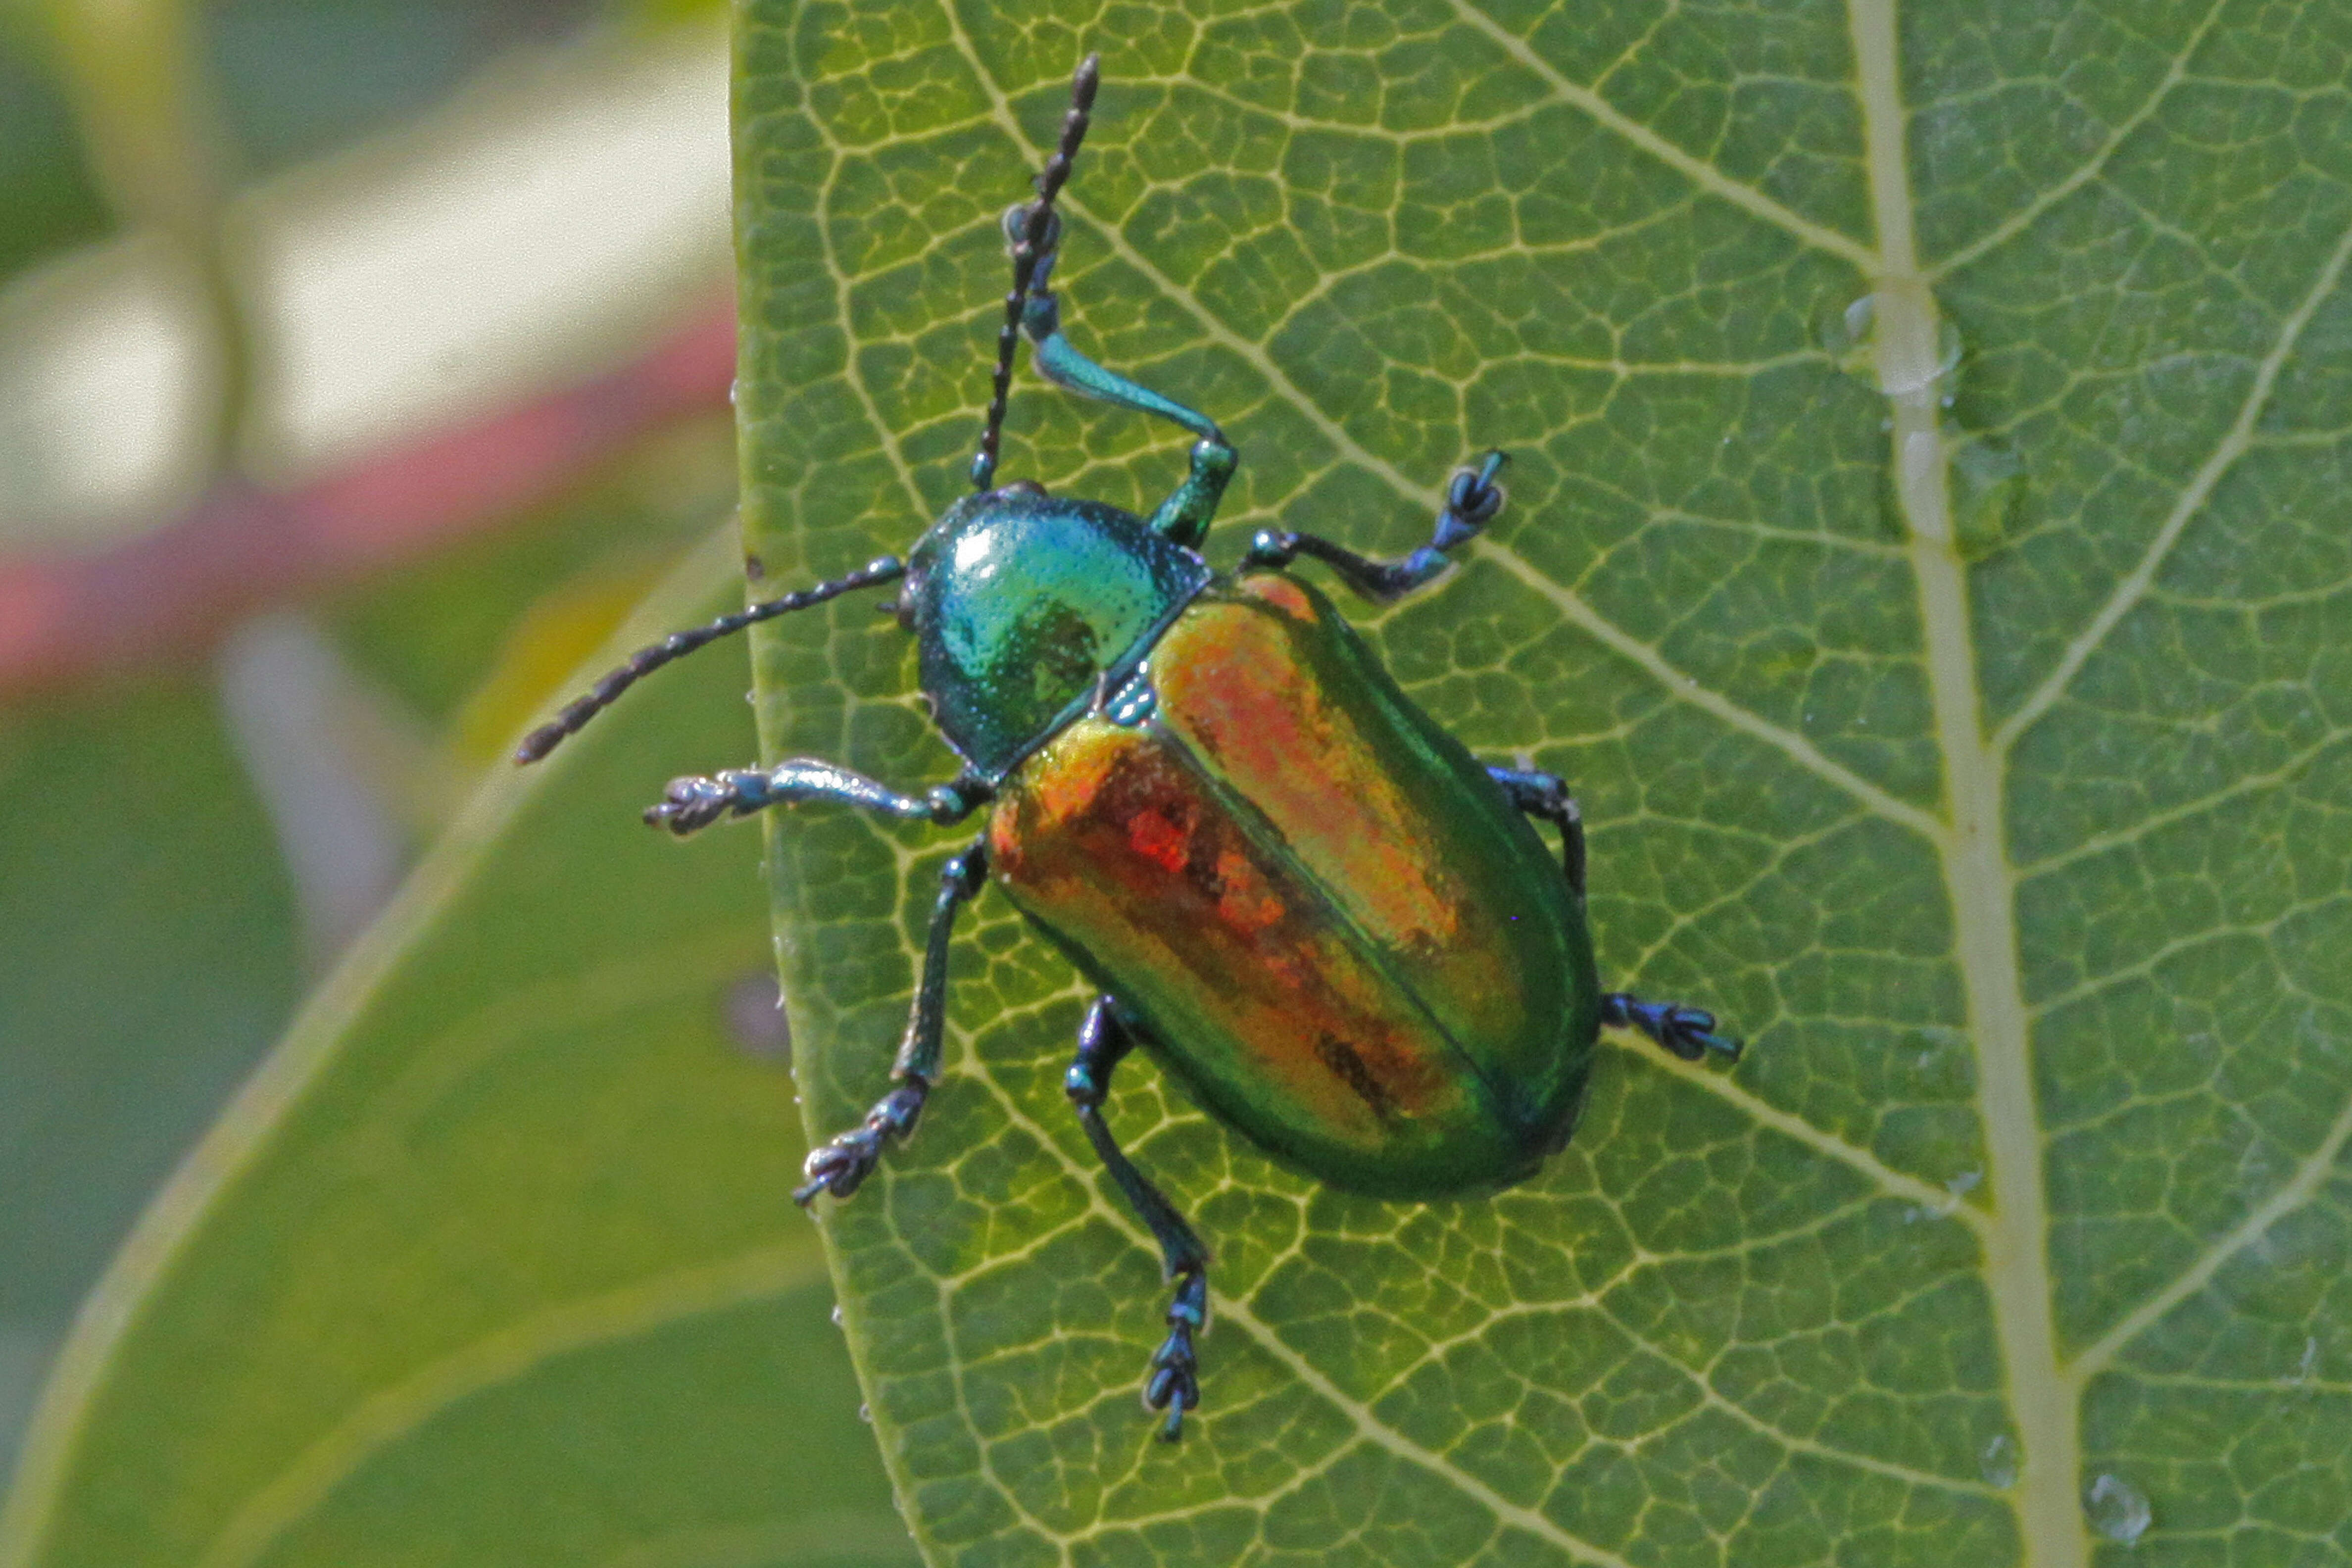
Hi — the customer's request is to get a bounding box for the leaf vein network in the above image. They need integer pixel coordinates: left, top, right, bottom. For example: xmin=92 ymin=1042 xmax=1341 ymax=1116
xmin=1927 ymin=0 xmax=2232 ymax=278
xmin=1992 ymin=215 xmax=2352 ymax=751
xmin=2066 ymin=1088 xmax=2352 ymax=1384
xmin=1447 ymin=0 xmax=1877 ymax=271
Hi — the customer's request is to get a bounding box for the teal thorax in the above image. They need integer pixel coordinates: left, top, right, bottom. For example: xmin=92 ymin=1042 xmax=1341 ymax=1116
xmin=904 ymin=484 xmax=1210 ymax=784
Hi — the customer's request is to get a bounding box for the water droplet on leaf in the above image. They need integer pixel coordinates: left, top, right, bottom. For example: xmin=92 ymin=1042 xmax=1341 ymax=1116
xmin=1951 ymin=438 xmax=2027 ymax=560
xmin=2086 ymin=1474 xmax=2151 ymax=1544
xmin=1816 ymin=293 xmax=1963 ymax=399
xmin=1979 ymin=1433 xmax=2018 ymax=1489
xmin=1817 ymin=293 xmax=1879 ymax=381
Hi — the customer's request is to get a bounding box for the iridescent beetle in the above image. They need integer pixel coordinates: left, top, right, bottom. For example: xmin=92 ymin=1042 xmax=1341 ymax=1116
xmin=519 ymin=56 xmax=1740 ymax=1440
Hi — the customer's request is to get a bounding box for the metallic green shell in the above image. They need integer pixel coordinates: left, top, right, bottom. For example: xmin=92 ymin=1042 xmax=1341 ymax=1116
xmin=987 ymin=573 xmax=1601 ymax=1198
xmin=905 ymin=488 xmax=1211 ymax=782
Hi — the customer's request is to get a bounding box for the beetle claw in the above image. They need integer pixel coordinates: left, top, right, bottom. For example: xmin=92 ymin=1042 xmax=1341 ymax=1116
xmin=1140 ymin=1266 xmax=1207 ymax=1440
xmin=796 ymin=1078 xmax=934 ymax=1206
xmin=793 ymin=1134 xmax=875 ymax=1205
xmin=1603 ymin=994 xmax=1744 ymax=1065
xmin=1144 ymin=1327 xmax=1201 ymax=1441
xmin=644 ymin=773 xmax=740 ymax=836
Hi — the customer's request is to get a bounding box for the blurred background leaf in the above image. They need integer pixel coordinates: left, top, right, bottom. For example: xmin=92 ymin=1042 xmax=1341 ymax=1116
xmin=0 ymin=0 xmax=734 ymax=1493
xmin=0 ymin=534 xmax=915 ymax=1568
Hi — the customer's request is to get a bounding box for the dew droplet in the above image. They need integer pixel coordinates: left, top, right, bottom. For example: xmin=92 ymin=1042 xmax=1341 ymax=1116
xmin=2085 ymin=1474 xmax=2151 ymax=1544
xmin=1979 ymin=1433 xmax=2018 ymax=1489
xmin=831 ymin=1304 xmax=845 ymax=1328
xmin=1951 ymin=437 xmax=2027 ymax=560
xmin=1816 ymin=293 xmax=1879 ymax=382
xmin=1888 ymin=315 xmax=1965 ymax=401
xmin=1816 ymin=293 xmax=1963 ymax=400
xmin=857 ymin=1402 xmax=874 ymax=1423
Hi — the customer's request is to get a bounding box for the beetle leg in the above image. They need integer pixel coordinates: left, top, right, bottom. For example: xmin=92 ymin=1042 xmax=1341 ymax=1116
xmin=1600 ymin=993 xmax=1744 ymax=1065
xmin=1487 ymin=765 xmax=1587 ymax=900
xmin=643 ymin=759 xmax=989 ymax=837
xmin=1242 ymin=449 xmax=1509 ymax=603
xmin=1015 ymin=278 xmax=1237 ymax=549
xmin=1066 ymin=997 xmax=1211 ymax=1442
xmin=796 ymin=837 xmax=992 ymax=1204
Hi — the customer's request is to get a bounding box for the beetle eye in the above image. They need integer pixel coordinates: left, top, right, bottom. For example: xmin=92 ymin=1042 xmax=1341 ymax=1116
xmin=995 ymin=478 xmax=1048 ymax=499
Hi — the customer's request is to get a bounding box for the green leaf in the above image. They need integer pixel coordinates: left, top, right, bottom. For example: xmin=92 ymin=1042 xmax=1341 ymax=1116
xmin=737 ymin=3 xmax=2352 ymax=1566
xmin=0 ymin=532 xmax=918 ymax=1568
xmin=0 ymin=681 xmax=303 ymax=1475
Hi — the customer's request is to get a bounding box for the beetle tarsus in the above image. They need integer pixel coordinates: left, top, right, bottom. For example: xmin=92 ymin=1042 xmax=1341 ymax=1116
xmin=794 ymin=1081 xmax=929 ymax=1204
xmin=1067 ymin=999 xmax=1215 ymax=1440
xmin=1242 ymin=449 xmax=1509 ymax=603
xmin=1146 ymin=1269 xmax=1206 ymax=1441
xmin=1440 ymin=450 xmax=1509 ymax=542
xmin=644 ymin=771 xmax=751 ymax=834
xmin=1601 ymin=993 xmax=1743 ymax=1064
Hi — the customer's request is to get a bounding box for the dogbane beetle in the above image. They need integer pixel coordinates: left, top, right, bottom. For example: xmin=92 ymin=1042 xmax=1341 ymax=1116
xmin=518 ymin=54 xmax=1741 ymax=1441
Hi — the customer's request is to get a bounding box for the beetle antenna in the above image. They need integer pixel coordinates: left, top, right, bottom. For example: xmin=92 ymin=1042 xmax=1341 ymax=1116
xmin=970 ymin=52 xmax=1100 ymax=491
xmin=513 ymin=554 xmax=906 ymax=764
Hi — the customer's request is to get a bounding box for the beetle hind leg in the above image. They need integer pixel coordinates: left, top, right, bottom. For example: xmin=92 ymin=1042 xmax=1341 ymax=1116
xmin=795 ymin=837 xmax=991 ymax=1204
xmin=1244 ymin=449 xmax=1509 ymax=603
xmin=1065 ymin=997 xmax=1210 ymax=1441
xmin=1602 ymin=993 xmax=1743 ymax=1065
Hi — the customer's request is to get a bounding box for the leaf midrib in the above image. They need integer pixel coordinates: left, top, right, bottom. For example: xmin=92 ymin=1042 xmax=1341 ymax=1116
xmin=1845 ymin=4 xmax=2085 ymax=1565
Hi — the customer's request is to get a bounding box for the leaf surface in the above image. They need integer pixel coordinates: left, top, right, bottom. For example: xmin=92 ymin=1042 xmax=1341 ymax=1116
xmin=736 ymin=3 xmax=2352 ymax=1566
xmin=0 ymin=534 xmax=918 ymax=1568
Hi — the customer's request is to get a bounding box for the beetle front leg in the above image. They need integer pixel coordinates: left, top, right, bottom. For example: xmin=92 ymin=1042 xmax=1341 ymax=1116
xmin=1065 ymin=997 xmax=1210 ymax=1442
xmin=1601 ymin=993 xmax=1743 ymax=1065
xmin=1244 ymin=449 xmax=1508 ymax=603
xmin=1014 ymin=263 xmax=1237 ymax=549
xmin=1488 ymin=765 xmax=1586 ymax=900
xmin=644 ymin=758 xmax=989 ymax=836
xmin=796 ymin=836 xmax=992 ymax=1204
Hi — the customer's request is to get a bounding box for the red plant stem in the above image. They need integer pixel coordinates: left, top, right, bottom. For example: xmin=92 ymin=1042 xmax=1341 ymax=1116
xmin=0 ymin=292 xmax=736 ymax=697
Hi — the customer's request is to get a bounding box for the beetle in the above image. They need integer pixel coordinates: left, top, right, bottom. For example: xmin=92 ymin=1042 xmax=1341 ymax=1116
xmin=518 ymin=55 xmax=1740 ymax=1441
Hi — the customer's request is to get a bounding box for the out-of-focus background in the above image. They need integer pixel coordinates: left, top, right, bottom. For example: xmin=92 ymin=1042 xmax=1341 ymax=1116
xmin=0 ymin=0 xmax=741 ymax=1475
